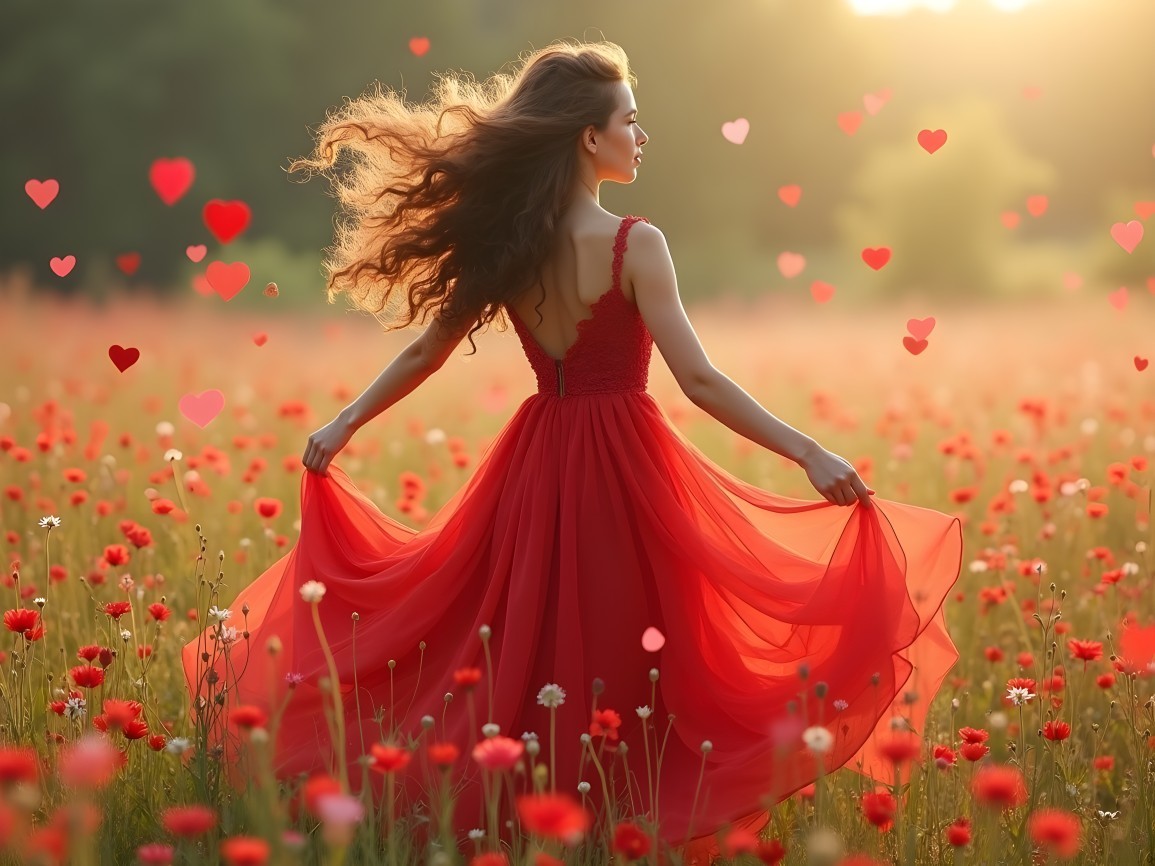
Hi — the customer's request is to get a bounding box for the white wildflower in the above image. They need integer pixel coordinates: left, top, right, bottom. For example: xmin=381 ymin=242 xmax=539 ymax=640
xmin=536 ymin=683 xmax=566 ymax=709
xmin=33 ymin=597 xmax=45 ymax=607
xmin=636 ymin=706 xmax=653 ymax=719
xmin=39 ymin=515 xmax=62 ymax=529
xmin=155 ymin=421 xmax=175 ymax=437
xmin=120 ymin=629 xmax=132 ymax=641
xmin=163 ymin=449 xmax=183 ymax=462
xmin=988 ymin=711 xmax=1008 ymax=730
xmin=424 ymin=428 xmax=446 ymax=445
xmin=802 ymin=725 xmax=834 ymax=754
xmin=577 ymin=781 xmax=591 ymax=794
xmin=1097 ymin=810 xmax=1119 ymax=820
xmin=218 ymin=625 xmax=240 ymax=645
xmin=968 ymin=560 xmax=989 ymax=573
xmin=1006 ymin=686 xmax=1035 ymax=706
xmin=63 ymin=696 xmax=87 ymax=720
xmin=1008 ymin=479 xmax=1029 ymax=494
xmin=467 ymin=829 xmax=485 ymax=841
xmin=208 ymin=606 xmax=232 ymax=621
xmin=164 ymin=737 xmax=192 ymax=755
xmin=299 ymin=581 xmax=326 ymax=603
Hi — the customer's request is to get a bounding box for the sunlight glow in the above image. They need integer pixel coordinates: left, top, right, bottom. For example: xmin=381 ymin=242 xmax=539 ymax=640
xmin=846 ymin=0 xmax=1045 ymax=13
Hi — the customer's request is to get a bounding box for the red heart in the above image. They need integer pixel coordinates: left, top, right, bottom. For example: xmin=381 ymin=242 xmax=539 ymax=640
xmin=862 ymin=247 xmax=891 ymax=270
xmin=149 ymin=158 xmax=195 ymax=206
xmin=778 ymin=185 xmax=802 ymax=207
xmin=25 ymin=178 xmax=60 ymax=209
xmin=917 ymin=129 xmax=947 ymax=154
xmin=253 ymin=332 xmax=268 ymax=347
xmin=115 ymin=252 xmax=141 ymax=276
xmin=907 ymin=316 xmax=935 ymax=340
xmin=203 ymin=199 xmax=252 ymax=245
xmin=1136 ymin=356 xmax=1149 ymax=371
xmin=409 ymin=36 xmax=430 ymax=56
xmin=903 ymin=336 xmax=928 ymax=355
xmin=1134 ymin=201 xmax=1155 ymax=220
xmin=109 ymin=345 xmax=140 ymax=372
xmin=1026 ymin=195 xmax=1048 ymax=217
xmin=810 ymin=281 xmax=835 ymax=303
xmin=206 ymin=261 xmax=251 ymax=301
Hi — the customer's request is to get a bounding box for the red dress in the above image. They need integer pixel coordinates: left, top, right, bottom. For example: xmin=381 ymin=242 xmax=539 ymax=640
xmin=183 ymin=215 xmax=963 ymax=865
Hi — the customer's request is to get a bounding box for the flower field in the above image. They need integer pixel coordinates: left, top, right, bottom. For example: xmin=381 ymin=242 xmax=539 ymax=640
xmin=0 ymin=281 xmax=1153 ymax=866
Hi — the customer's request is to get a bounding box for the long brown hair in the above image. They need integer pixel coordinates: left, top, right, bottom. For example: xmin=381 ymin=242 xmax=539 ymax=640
xmin=285 ymin=39 xmax=636 ymax=356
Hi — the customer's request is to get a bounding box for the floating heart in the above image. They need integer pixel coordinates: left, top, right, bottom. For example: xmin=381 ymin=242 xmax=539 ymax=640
xmin=1136 ymin=356 xmax=1149 ymax=371
xmin=149 ymin=157 xmax=195 ymax=206
xmin=50 ymin=255 xmax=76 ymax=277
xmin=721 ymin=118 xmax=749 ymax=145
xmin=115 ymin=252 xmax=141 ymax=276
xmin=778 ymin=185 xmax=802 ymax=207
xmin=206 ymin=260 xmax=251 ymax=301
xmin=108 ymin=345 xmax=140 ymax=372
xmin=25 ymin=178 xmax=59 ymax=209
xmin=861 ymin=247 xmax=891 ymax=270
xmin=191 ymin=273 xmax=215 ymax=297
xmin=1148 ymin=276 xmax=1155 ymax=294
xmin=186 ymin=244 xmax=207 ymax=263
xmin=641 ymin=626 xmax=666 ymax=652
xmin=203 ymin=199 xmax=252 ymax=245
xmin=917 ymin=129 xmax=947 ymax=154
xmin=1026 ymin=195 xmax=1049 ymax=217
xmin=409 ymin=36 xmax=430 ymax=56
xmin=1108 ymin=286 xmax=1128 ymax=311
xmin=810 ymin=281 xmax=835 ymax=303
xmin=863 ymin=90 xmax=890 ymax=116
xmin=252 ymin=332 xmax=268 ymax=347
xmin=837 ymin=111 xmax=863 ymax=136
xmin=903 ymin=336 xmax=928 ymax=355
xmin=1001 ymin=212 xmax=1021 ymax=229
xmin=1133 ymin=201 xmax=1155 ymax=220
xmin=907 ymin=316 xmax=936 ymax=340
xmin=1111 ymin=220 xmax=1143 ymax=254
xmin=777 ymin=251 xmax=806 ymax=279
xmin=179 ymin=389 xmax=225 ymax=428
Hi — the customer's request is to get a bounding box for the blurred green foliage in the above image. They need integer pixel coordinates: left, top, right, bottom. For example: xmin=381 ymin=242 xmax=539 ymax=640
xmin=4 ymin=0 xmax=1154 ymax=308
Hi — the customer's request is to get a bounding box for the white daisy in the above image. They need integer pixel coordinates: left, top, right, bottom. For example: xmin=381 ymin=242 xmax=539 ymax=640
xmin=208 ymin=606 xmax=232 ymax=622
xmin=536 ymin=683 xmax=566 ymax=709
xmin=1006 ymin=686 xmax=1036 ymax=706
xmin=39 ymin=515 xmax=62 ymax=529
xmin=299 ymin=581 xmax=326 ymax=603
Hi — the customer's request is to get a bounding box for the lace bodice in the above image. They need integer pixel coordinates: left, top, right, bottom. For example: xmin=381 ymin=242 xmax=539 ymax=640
xmin=506 ymin=215 xmax=653 ymax=396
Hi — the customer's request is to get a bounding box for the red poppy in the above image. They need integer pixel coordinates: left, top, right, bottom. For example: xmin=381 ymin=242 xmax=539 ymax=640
xmin=1028 ymin=807 xmax=1081 ymax=859
xmin=861 ymin=790 xmax=896 ymax=831
xmin=612 ymin=821 xmax=651 ymax=859
xmin=162 ymin=804 xmax=217 ymax=837
xmin=972 ymin=764 xmax=1028 ymax=810
xmin=1043 ymin=720 xmax=1071 ymax=741
xmin=220 ymin=835 xmax=270 ymax=866
xmin=515 ymin=792 xmax=592 ymax=842
xmin=945 ymin=816 xmax=972 ymax=847
xmin=369 ymin=742 xmax=411 ymax=774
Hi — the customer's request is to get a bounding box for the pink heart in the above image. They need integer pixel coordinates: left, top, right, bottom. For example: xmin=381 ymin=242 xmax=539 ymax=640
xmin=186 ymin=244 xmax=207 ymax=263
xmin=917 ymin=129 xmax=947 ymax=154
xmin=1108 ymin=286 xmax=1128 ymax=311
xmin=907 ymin=316 xmax=936 ymax=340
xmin=861 ymin=247 xmax=891 ymax=270
xmin=1133 ymin=200 xmax=1155 ymax=220
xmin=206 ymin=260 xmax=251 ymax=301
xmin=1001 ymin=212 xmax=1021 ymax=229
xmin=1111 ymin=220 xmax=1144 ymax=253
xmin=777 ymin=251 xmax=806 ymax=279
xmin=50 ymin=255 xmax=76 ymax=277
xmin=1026 ymin=195 xmax=1048 ymax=217
xmin=863 ymin=91 xmax=889 ymax=116
xmin=837 ymin=111 xmax=863 ymax=136
xmin=810 ymin=281 xmax=835 ymax=304
xmin=778 ymin=185 xmax=802 ymax=207
xmin=721 ymin=118 xmax=749 ymax=145
xmin=179 ymin=389 xmax=225 ymax=428
xmin=25 ymin=178 xmax=59 ymax=209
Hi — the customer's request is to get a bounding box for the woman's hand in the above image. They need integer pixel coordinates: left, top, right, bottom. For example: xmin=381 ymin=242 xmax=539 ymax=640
xmin=302 ymin=413 xmax=357 ymax=477
xmin=798 ymin=443 xmax=875 ymax=507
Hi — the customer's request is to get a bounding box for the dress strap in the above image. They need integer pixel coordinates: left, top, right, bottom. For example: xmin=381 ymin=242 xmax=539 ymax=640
xmin=612 ymin=215 xmax=650 ymax=295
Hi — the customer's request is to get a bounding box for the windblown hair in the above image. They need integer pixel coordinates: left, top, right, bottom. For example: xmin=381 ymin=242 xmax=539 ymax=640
xmin=286 ymin=39 xmax=636 ymax=357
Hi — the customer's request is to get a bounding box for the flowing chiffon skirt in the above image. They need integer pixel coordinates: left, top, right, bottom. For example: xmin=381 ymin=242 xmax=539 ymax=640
xmin=182 ymin=389 xmax=963 ymax=864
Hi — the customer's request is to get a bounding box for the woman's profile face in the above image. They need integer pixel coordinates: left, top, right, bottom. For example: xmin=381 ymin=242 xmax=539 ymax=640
xmin=590 ymin=80 xmax=648 ymax=181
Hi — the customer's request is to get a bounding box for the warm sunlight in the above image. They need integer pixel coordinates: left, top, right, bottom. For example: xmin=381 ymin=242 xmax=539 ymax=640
xmin=846 ymin=0 xmax=1046 ymax=13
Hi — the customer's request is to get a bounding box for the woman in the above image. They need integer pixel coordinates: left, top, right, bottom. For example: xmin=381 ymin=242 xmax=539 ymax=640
xmin=183 ymin=39 xmax=963 ymax=865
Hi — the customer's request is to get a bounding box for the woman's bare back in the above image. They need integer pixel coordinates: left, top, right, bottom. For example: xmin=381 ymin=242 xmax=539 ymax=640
xmin=504 ymin=208 xmax=636 ymax=362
